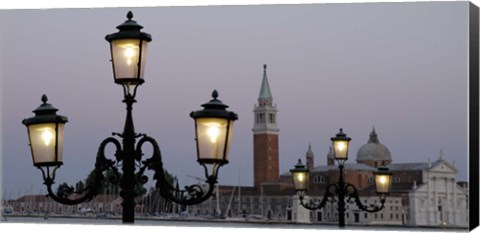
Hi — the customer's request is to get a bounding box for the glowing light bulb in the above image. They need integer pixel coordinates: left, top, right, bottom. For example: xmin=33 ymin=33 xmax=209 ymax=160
xmin=124 ymin=47 xmax=135 ymax=58
xmin=124 ymin=46 xmax=136 ymax=66
xmin=41 ymin=129 xmax=54 ymax=146
xmin=379 ymin=176 xmax=387 ymax=184
xmin=207 ymin=125 xmax=220 ymax=143
xmin=337 ymin=142 xmax=346 ymax=151
xmin=297 ymin=173 xmax=305 ymax=182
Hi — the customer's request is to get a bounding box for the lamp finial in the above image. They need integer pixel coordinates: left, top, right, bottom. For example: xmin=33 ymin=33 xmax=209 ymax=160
xmin=41 ymin=94 xmax=48 ymax=104
xmin=126 ymin=11 xmax=133 ymax=20
xmin=212 ymin=90 xmax=218 ymax=99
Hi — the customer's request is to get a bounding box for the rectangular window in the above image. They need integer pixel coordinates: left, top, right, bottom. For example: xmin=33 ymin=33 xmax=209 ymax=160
xmin=354 ymin=213 xmax=360 ymax=223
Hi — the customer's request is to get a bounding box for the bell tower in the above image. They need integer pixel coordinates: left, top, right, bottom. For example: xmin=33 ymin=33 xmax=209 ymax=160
xmin=305 ymin=143 xmax=314 ymax=171
xmin=253 ymin=64 xmax=279 ymax=187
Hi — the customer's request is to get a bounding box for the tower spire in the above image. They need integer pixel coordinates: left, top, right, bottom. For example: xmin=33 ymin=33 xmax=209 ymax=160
xmin=306 ymin=143 xmax=314 ymax=170
xmin=327 ymin=146 xmax=335 ymax=166
xmin=368 ymin=126 xmax=379 ymax=143
xmin=258 ymin=64 xmax=273 ymax=106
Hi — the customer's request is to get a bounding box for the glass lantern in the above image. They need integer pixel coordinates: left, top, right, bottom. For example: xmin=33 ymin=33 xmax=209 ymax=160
xmin=331 ymin=128 xmax=351 ymax=163
xmin=373 ymin=167 xmax=393 ymax=195
xmin=290 ymin=159 xmax=309 ymax=192
xmin=22 ymin=95 xmax=68 ymax=167
xmin=105 ymin=11 xmax=152 ymax=87
xmin=190 ymin=90 xmax=238 ymax=175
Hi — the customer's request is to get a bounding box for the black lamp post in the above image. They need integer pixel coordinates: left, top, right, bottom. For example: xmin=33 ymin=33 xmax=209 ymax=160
xmin=290 ymin=128 xmax=393 ymax=228
xmin=22 ymin=11 xmax=238 ymax=224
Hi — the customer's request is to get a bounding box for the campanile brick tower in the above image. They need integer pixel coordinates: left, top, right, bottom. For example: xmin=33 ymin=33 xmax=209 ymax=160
xmin=253 ymin=64 xmax=279 ymax=187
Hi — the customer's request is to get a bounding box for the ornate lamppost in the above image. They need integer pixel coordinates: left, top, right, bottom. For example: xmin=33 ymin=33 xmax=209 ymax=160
xmin=290 ymin=128 xmax=393 ymax=228
xmin=22 ymin=11 xmax=238 ymax=223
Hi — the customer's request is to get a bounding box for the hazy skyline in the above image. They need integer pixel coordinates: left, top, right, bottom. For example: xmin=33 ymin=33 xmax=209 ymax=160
xmin=1 ymin=2 xmax=470 ymax=198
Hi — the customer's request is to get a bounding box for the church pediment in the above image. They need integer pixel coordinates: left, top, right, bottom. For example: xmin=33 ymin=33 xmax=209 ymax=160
xmin=428 ymin=159 xmax=457 ymax=174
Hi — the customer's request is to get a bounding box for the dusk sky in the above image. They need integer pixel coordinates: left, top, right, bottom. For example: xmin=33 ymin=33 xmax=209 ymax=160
xmin=1 ymin=2 xmax=470 ymax=199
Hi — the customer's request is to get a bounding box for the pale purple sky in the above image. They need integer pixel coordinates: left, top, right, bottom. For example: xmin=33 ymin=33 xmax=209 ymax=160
xmin=1 ymin=2 xmax=470 ymax=198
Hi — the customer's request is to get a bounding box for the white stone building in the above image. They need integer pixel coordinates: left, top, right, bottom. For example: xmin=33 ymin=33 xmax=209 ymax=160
xmin=405 ymin=158 xmax=469 ymax=227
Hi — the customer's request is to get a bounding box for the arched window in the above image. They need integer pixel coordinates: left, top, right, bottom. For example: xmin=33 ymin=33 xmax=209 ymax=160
xmin=314 ymin=175 xmax=324 ymax=183
xmin=257 ymin=113 xmax=264 ymax=123
xmin=268 ymin=113 xmax=275 ymax=124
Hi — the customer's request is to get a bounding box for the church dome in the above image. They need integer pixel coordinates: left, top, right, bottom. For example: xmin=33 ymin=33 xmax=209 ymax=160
xmin=356 ymin=128 xmax=392 ymax=163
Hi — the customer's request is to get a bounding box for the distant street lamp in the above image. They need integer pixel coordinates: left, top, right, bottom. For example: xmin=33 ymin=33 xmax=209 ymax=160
xmin=290 ymin=128 xmax=393 ymax=228
xmin=22 ymin=11 xmax=238 ymax=224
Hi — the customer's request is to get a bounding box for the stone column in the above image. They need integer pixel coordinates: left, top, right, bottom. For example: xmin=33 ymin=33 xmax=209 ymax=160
xmin=434 ymin=177 xmax=438 ymax=225
xmin=445 ymin=177 xmax=449 ymax=225
xmin=452 ymin=178 xmax=457 ymax=225
xmin=427 ymin=174 xmax=432 ymax=225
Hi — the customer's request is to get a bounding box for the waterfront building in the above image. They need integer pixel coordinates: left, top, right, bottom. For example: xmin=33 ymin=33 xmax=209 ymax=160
xmin=9 ymin=194 xmax=143 ymax=217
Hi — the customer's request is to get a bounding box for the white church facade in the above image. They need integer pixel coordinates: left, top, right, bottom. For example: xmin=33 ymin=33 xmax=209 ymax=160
xmin=406 ymin=158 xmax=469 ymax=227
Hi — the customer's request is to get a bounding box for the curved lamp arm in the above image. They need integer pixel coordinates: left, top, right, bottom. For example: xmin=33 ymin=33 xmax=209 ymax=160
xmin=41 ymin=137 xmax=122 ymax=205
xmin=345 ymin=183 xmax=386 ymax=213
xmin=135 ymin=134 xmax=217 ymax=205
xmin=298 ymin=183 xmax=338 ymax=210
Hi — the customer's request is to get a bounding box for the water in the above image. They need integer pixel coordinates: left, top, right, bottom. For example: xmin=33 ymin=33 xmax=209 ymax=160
xmin=0 ymin=216 xmax=467 ymax=232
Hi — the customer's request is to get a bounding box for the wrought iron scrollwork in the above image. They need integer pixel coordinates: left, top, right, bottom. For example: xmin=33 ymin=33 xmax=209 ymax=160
xmin=345 ymin=183 xmax=385 ymax=212
xmin=137 ymin=134 xmax=217 ymax=205
xmin=135 ymin=134 xmax=217 ymax=205
xmin=299 ymin=183 xmax=338 ymax=210
xmin=299 ymin=182 xmax=386 ymax=213
xmin=40 ymin=117 xmax=219 ymax=209
xmin=41 ymin=137 xmax=121 ymax=205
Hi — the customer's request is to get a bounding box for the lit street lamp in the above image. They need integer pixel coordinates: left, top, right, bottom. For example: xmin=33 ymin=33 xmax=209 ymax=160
xmin=290 ymin=128 xmax=393 ymax=228
xmin=22 ymin=11 xmax=238 ymax=224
